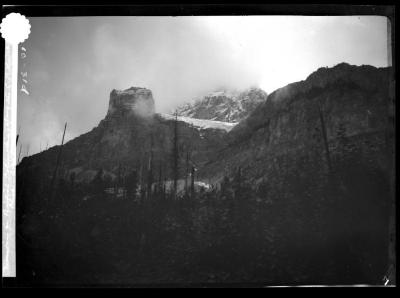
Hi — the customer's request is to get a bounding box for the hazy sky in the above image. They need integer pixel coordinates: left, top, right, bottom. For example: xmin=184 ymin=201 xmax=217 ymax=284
xmin=17 ymin=16 xmax=389 ymax=156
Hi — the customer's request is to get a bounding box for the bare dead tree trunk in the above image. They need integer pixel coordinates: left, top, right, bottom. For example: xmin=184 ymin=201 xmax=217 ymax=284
xmin=172 ymin=111 xmax=179 ymax=199
xmin=17 ymin=143 xmax=29 ymax=204
xmin=121 ymin=164 xmax=127 ymax=199
xmin=147 ymin=134 xmax=154 ymax=200
xmin=317 ymin=99 xmax=332 ymax=173
xmin=158 ymin=161 xmax=162 ymax=196
xmin=191 ymin=166 xmax=195 ymax=199
xmin=49 ymin=122 xmax=67 ymax=202
xmin=17 ymin=144 xmax=22 ymax=165
xmin=163 ymin=170 xmax=167 ymax=199
xmin=139 ymin=157 xmax=145 ymax=201
xmin=384 ymin=71 xmax=396 ymax=285
xmin=185 ymin=150 xmax=190 ymax=195
xmin=115 ymin=162 xmax=121 ymax=198
xmin=234 ymin=166 xmax=242 ymax=200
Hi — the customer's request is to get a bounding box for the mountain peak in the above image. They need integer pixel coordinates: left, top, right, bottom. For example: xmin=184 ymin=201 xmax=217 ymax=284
xmin=306 ymin=62 xmax=380 ymax=83
xmin=176 ymin=87 xmax=268 ymax=123
xmin=107 ymin=87 xmax=155 ymax=118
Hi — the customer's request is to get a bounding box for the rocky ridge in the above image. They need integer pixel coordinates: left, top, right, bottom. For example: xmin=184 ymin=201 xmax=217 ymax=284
xmin=176 ymin=87 xmax=268 ymax=123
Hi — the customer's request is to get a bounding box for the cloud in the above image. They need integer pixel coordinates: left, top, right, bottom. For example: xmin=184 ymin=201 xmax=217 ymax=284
xmin=88 ymin=18 xmax=262 ymax=113
xmin=18 ymin=16 xmax=388 ymax=156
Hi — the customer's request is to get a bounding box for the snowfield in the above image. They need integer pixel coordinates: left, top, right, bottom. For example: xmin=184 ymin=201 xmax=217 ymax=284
xmin=158 ymin=113 xmax=237 ymax=132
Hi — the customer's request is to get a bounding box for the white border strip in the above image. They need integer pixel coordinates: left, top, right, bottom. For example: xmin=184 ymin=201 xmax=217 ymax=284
xmin=2 ymin=41 xmax=17 ymax=277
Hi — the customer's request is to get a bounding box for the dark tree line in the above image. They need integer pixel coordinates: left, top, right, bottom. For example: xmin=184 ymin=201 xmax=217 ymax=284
xmin=14 ymin=112 xmax=392 ymax=286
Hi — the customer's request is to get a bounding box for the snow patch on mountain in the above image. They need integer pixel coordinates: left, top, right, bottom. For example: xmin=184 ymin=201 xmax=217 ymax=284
xmin=159 ymin=113 xmax=237 ymax=132
xmin=175 ymin=87 xmax=268 ymax=123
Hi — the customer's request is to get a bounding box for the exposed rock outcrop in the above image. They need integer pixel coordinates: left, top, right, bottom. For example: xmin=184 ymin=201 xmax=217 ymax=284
xmin=17 ymin=63 xmax=394 ymax=188
xmin=18 ymin=86 xmax=229 ymax=184
xmin=199 ymin=63 xmax=394 ymax=183
xmin=107 ymin=87 xmax=155 ymax=119
xmin=176 ymin=87 xmax=268 ymax=123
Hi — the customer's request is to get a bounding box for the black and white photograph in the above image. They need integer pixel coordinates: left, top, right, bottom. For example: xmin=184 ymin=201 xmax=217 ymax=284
xmin=1 ymin=5 xmax=396 ymax=287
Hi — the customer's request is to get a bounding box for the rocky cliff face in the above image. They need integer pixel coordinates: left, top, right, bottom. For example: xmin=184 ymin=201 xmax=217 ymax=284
xmin=176 ymin=87 xmax=268 ymax=123
xmin=107 ymin=87 xmax=155 ymax=119
xmin=17 ymin=63 xmax=394 ymax=189
xmin=199 ymin=63 xmax=394 ymax=183
xmin=18 ymin=87 xmax=230 ymax=184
